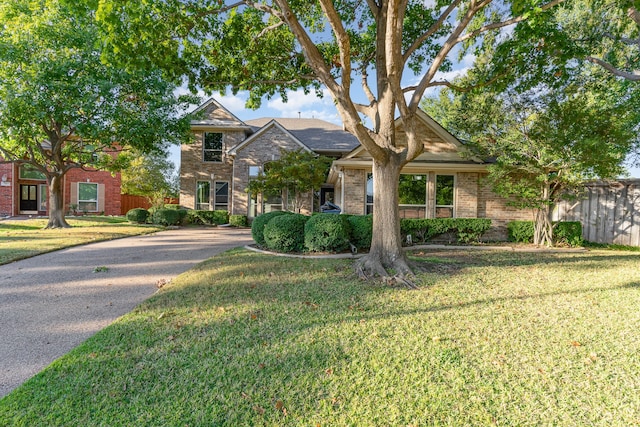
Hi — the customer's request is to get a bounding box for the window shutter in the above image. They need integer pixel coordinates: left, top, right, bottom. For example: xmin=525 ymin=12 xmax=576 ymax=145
xmin=98 ymin=184 xmax=105 ymax=212
xmin=70 ymin=182 xmax=78 ymax=205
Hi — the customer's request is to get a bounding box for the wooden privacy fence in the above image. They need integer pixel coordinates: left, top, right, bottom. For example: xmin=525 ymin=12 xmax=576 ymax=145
xmin=120 ymin=194 xmax=180 ymax=215
xmin=553 ymin=180 xmax=640 ymax=246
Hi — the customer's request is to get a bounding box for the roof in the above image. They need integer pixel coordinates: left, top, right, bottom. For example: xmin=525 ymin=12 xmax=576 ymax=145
xmin=227 ymin=120 xmax=313 ymax=155
xmin=245 ymin=118 xmax=360 ymax=153
xmin=190 ymin=98 xmax=251 ymax=130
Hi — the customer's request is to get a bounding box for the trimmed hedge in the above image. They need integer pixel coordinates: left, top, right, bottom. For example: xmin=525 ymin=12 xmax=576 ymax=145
xmin=152 ymin=208 xmax=181 ymax=226
xmin=251 ymin=211 xmax=289 ymax=247
xmin=401 ymin=218 xmax=492 ymax=244
xmin=185 ymin=210 xmax=229 ymax=225
xmin=347 ymin=215 xmax=373 ymax=249
xmin=508 ymin=220 xmax=583 ymax=247
xmin=229 ymin=214 xmax=249 ymax=227
xmin=126 ymin=208 xmax=149 ymax=224
xmin=304 ymin=214 xmax=352 ymax=253
xmin=264 ymin=213 xmax=309 ymax=253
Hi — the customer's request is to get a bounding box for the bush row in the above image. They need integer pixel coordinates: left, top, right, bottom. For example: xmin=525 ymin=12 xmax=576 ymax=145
xmin=400 ymin=218 xmax=492 ymax=244
xmin=252 ymin=213 xmax=495 ymax=253
xmin=126 ymin=208 xmax=248 ymax=227
xmin=507 ymin=220 xmax=583 ymax=247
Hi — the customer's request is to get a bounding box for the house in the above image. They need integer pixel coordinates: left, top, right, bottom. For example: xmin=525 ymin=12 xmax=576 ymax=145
xmin=0 ymin=161 xmax=121 ymax=217
xmin=180 ymin=98 xmax=530 ymax=236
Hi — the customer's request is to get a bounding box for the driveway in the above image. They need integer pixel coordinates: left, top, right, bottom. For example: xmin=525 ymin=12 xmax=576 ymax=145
xmin=0 ymin=227 xmax=253 ymax=398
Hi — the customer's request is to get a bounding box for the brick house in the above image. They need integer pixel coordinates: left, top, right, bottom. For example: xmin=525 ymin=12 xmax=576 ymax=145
xmin=0 ymin=160 xmax=121 ymax=217
xmin=181 ymin=98 xmax=530 ymax=233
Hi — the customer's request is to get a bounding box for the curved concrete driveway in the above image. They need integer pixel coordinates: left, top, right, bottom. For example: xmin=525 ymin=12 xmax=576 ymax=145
xmin=0 ymin=227 xmax=253 ymax=398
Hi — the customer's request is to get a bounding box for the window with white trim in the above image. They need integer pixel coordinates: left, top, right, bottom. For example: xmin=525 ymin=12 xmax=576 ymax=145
xmin=203 ymin=132 xmax=223 ymax=162
xmin=78 ymin=182 xmax=98 ymax=212
xmin=399 ymin=174 xmax=427 ymax=218
xmin=366 ymin=172 xmax=374 ymax=214
xmin=19 ymin=165 xmax=46 ymax=180
xmin=435 ymin=174 xmax=455 ymax=218
xmin=196 ymin=181 xmax=211 ymax=210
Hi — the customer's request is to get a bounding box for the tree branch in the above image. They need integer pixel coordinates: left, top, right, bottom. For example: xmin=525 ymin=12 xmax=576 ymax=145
xmin=318 ymin=0 xmax=352 ymax=92
xmin=403 ymin=0 xmax=462 ymax=63
xmin=586 ymin=56 xmax=640 ymax=81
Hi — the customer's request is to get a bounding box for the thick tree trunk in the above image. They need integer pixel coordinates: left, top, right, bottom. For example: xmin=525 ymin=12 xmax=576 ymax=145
xmin=356 ymin=154 xmax=413 ymax=280
xmin=46 ymin=174 xmax=71 ymax=229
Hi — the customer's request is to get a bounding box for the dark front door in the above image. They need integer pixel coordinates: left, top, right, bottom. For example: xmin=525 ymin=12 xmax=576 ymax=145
xmin=20 ymin=184 xmax=38 ymax=211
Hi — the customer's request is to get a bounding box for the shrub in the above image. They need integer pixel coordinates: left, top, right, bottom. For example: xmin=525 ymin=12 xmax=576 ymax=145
xmin=347 ymin=215 xmax=373 ymax=249
xmin=264 ymin=213 xmax=309 ymax=253
xmin=164 ymin=204 xmax=181 ymax=210
xmin=304 ymin=214 xmax=352 ymax=252
xmin=176 ymin=209 xmax=188 ymax=224
xmin=507 ymin=221 xmax=534 ymax=243
xmin=229 ymin=214 xmax=248 ymax=227
xmin=555 ymin=221 xmax=583 ymax=247
xmin=151 ymin=208 xmax=181 ymax=226
xmin=507 ymin=220 xmax=584 ymax=247
xmin=400 ymin=218 xmax=491 ymax=244
xmin=126 ymin=208 xmax=149 ymax=224
xmin=251 ymin=211 xmax=289 ymax=246
xmin=185 ymin=210 xmax=229 ymax=225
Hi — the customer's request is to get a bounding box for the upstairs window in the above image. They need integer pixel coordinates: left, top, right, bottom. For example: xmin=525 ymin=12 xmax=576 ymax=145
xmin=19 ymin=165 xmax=46 ymax=180
xmin=203 ymin=132 xmax=223 ymax=162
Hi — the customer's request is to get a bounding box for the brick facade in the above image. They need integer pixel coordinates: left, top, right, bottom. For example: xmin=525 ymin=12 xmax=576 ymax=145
xmin=0 ymin=162 xmax=121 ymax=217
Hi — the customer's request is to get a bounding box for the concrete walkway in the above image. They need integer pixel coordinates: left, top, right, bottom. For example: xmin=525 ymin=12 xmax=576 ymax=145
xmin=0 ymin=227 xmax=253 ymax=398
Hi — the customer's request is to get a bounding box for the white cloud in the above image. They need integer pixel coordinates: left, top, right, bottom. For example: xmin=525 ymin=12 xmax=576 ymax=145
xmin=266 ymin=88 xmax=341 ymax=124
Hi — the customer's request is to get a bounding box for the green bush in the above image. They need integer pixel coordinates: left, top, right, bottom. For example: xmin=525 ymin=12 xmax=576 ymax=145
xmin=304 ymin=214 xmax=352 ymax=252
xmin=176 ymin=209 xmax=188 ymax=224
xmin=251 ymin=211 xmax=289 ymax=246
xmin=151 ymin=208 xmax=181 ymax=226
xmin=264 ymin=213 xmax=309 ymax=253
xmin=185 ymin=210 xmax=229 ymax=225
xmin=164 ymin=204 xmax=181 ymax=210
xmin=229 ymin=214 xmax=248 ymax=227
xmin=347 ymin=215 xmax=373 ymax=249
xmin=507 ymin=220 xmax=584 ymax=247
xmin=507 ymin=221 xmax=535 ymax=243
xmin=400 ymin=218 xmax=491 ymax=244
xmin=126 ymin=208 xmax=149 ymax=224
xmin=555 ymin=221 xmax=583 ymax=247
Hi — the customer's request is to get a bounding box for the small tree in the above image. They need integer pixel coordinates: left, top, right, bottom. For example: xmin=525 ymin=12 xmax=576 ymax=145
xmin=424 ymin=74 xmax=640 ymax=246
xmin=121 ymin=149 xmax=178 ymax=209
xmin=245 ymin=150 xmax=332 ymax=213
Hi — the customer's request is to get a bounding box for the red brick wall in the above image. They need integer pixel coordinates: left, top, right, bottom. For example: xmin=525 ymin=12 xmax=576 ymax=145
xmin=65 ymin=168 xmax=122 ymax=216
xmin=0 ymin=163 xmax=14 ymax=216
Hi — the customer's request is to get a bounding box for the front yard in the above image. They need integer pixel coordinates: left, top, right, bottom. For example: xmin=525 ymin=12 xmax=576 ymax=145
xmin=0 ymin=217 xmax=162 ymax=265
xmin=0 ymin=248 xmax=638 ymax=425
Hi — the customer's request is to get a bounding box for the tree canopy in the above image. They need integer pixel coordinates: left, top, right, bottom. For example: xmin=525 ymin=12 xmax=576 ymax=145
xmin=95 ymin=0 xmax=587 ymax=280
xmin=0 ymin=0 xmax=196 ymax=228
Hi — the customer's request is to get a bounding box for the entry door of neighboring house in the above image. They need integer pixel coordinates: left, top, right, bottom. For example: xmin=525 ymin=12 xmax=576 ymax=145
xmin=20 ymin=184 xmax=38 ymax=212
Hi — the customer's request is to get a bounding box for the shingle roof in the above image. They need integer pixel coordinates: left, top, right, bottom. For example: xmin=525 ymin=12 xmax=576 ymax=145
xmin=245 ymin=118 xmax=360 ymax=153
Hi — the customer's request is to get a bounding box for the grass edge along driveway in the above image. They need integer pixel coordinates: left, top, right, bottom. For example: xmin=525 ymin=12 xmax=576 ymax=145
xmin=1 ymin=248 xmax=639 ymax=426
xmin=0 ymin=217 xmax=162 ymax=265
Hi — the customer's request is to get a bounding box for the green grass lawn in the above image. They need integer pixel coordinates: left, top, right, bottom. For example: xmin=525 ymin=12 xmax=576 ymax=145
xmin=0 ymin=216 xmax=162 ymax=265
xmin=1 ymin=248 xmax=639 ymax=426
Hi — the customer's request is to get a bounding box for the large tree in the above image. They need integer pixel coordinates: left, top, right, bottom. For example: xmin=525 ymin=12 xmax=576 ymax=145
xmin=424 ymin=72 xmax=640 ymax=245
xmin=0 ymin=0 xmax=196 ymax=228
xmin=120 ymin=149 xmax=179 ymax=209
xmin=95 ymin=0 xmax=565 ymax=279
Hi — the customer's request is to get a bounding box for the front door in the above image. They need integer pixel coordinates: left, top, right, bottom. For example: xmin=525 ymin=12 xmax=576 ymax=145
xmin=20 ymin=184 xmax=38 ymax=212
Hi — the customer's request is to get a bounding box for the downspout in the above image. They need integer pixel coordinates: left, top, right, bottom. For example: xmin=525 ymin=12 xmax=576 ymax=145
xmin=339 ymin=170 xmax=345 ymax=214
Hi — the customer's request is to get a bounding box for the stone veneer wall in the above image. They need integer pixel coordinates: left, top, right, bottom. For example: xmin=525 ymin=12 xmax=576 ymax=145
xmin=180 ymin=130 xmax=244 ymax=210
xmin=232 ymin=126 xmax=312 ymax=216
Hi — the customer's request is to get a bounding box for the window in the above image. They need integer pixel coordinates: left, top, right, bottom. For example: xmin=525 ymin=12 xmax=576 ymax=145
xmin=203 ymin=132 xmax=223 ymax=162
xmin=399 ymin=174 xmax=427 ymax=218
xmin=366 ymin=173 xmax=428 ymax=218
xmin=435 ymin=175 xmax=455 ymax=218
xmin=214 ymin=181 xmax=229 ymax=211
xmin=366 ymin=173 xmax=374 ymax=214
xmin=196 ymin=181 xmax=211 ymax=210
xmin=19 ymin=165 xmax=46 ymax=180
xmin=248 ymin=166 xmax=260 ymax=217
xmin=39 ymin=184 xmax=48 ymax=211
xmin=78 ymin=182 xmax=98 ymax=212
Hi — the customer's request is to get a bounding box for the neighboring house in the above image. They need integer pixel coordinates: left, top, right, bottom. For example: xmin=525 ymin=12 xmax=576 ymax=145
xmin=0 ymin=160 xmax=121 ymax=217
xmin=180 ymin=98 xmax=530 ymax=236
